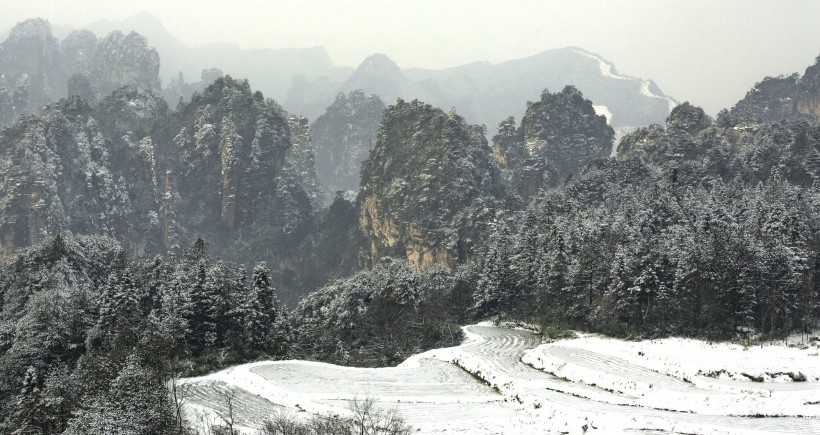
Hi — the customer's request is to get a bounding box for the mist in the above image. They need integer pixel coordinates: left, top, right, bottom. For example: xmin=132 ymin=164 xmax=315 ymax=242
xmin=3 ymin=0 xmax=819 ymax=114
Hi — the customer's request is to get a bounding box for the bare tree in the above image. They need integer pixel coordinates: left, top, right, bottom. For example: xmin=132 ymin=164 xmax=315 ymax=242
xmin=261 ymin=397 xmax=411 ymax=435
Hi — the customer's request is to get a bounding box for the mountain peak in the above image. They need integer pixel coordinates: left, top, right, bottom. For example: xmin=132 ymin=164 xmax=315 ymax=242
xmin=130 ymin=11 xmax=167 ymax=29
xmin=340 ymin=52 xmax=433 ymax=105
xmin=100 ymin=11 xmax=167 ymax=32
xmin=355 ymin=53 xmax=402 ymax=77
xmin=7 ymin=18 xmax=54 ymax=40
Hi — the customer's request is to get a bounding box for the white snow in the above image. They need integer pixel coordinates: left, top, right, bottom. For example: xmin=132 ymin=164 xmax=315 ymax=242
xmin=570 ymin=48 xmax=679 ymax=112
xmin=179 ymin=325 xmax=820 ymax=434
xmin=592 ymin=105 xmax=613 ymax=125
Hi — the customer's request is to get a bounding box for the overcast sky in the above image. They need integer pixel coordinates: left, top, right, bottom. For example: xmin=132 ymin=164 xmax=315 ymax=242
xmin=3 ymin=0 xmax=819 ymax=114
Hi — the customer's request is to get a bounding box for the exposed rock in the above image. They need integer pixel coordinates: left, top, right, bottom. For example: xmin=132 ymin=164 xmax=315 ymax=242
xmin=0 ymin=18 xmax=65 ymax=117
xmin=170 ymin=76 xmax=312 ymax=259
xmin=494 ymin=87 xmax=614 ymax=200
xmin=92 ymin=30 xmax=160 ymax=97
xmin=726 ymin=54 xmax=820 ymax=124
xmin=0 ymin=77 xmax=318 ymax=303
xmin=358 ymin=99 xmax=508 ymax=271
xmin=0 ymin=94 xmax=164 ymax=257
xmin=287 ymin=116 xmax=324 ymax=209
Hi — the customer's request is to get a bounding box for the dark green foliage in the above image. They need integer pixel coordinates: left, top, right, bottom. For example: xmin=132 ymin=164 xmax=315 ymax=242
xmin=0 ymin=74 xmax=320 ymax=302
xmin=475 ymin=105 xmax=820 ymax=339
xmin=245 ymin=262 xmax=289 ymax=352
xmin=727 ymin=53 xmax=820 ymax=124
xmin=0 ymin=236 xmax=293 ymax=433
xmin=295 ymin=257 xmax=462 ymax=366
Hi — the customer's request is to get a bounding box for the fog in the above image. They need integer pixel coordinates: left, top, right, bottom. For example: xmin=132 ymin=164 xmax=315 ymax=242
xmin=3 ymin=0 xmax=819 ymax=114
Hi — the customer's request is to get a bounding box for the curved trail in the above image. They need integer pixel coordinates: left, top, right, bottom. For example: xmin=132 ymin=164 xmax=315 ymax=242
xmin=180 ymin=325 xmax=820 ymax=434
xmin=459 ymin=325 xmax=820 ymax=434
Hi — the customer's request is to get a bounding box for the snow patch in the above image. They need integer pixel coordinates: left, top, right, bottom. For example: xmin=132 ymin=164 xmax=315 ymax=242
xmin=593 ymin=105 xmax=613 ymax=125
xmin=570 ymin=47 xmax=678 ymax=111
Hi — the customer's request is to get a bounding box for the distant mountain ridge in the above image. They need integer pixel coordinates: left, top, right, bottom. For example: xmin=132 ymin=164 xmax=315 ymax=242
xmin=8 ymin=12 xmax=676 ymax=129
xmin=287 ymin=46 xmax=677 ymax=131
xmin=80 ymin=11 xmax=352 ymax=103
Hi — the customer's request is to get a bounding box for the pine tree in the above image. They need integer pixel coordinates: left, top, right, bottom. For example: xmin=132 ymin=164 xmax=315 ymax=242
xmin=245 ymin=262 xmax=283 ymax=351
xmin=95 ymin=251 xmax=141 ymax=350
xmin=188 ymin=259 xmax=217 ymax=353
xmin=545 ymin=234 xmax=570 ymax=320
xmin=513 ymin=211 xmax=540 ymax=318
xmin=159 ymin=256 xmax=191 ymax=355
xmin=474 ymin=235 xmax=512 ymax=319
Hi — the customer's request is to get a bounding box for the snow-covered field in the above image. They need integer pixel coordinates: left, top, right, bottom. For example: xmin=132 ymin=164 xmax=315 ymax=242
xmin=179 ymin=324 xmax=820 ymax=434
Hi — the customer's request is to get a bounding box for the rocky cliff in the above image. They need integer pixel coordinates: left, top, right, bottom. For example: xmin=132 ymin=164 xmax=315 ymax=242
xmin=287 ymin=116 xmax=324 ymax=209
xmin=169 ymin=76 xmax=314 ymax=259
xmin=726 ymin=54 xmax=820 ymax=124
xmin=493 ymin=86 xmax=614 ymax=200
xmin=0 ymin=91 xmax=166 ymax=258
xmin=358 ymin=100 xmax=508 ymax=271
xmin=0 ymin=77 xmax=317 ymax=302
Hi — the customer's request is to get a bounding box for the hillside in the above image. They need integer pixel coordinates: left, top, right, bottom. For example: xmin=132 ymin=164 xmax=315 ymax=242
xmin=0 ymin=76 xmax=320 ymax=302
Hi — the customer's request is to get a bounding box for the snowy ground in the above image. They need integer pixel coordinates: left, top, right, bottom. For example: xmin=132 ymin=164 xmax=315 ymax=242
xmin=178 ymin=324 xmax=820 ymax=434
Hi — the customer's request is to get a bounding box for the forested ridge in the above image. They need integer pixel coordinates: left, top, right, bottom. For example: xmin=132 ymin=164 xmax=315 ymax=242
xmin=0 ymin=15 xmax=819 ymax=433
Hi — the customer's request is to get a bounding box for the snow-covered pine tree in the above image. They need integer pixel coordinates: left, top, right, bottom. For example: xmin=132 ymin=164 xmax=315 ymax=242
xmin=95 ymin=250 xmax=141 ymax=350
xmin=244 ymin=262 xmax=283 ymax=351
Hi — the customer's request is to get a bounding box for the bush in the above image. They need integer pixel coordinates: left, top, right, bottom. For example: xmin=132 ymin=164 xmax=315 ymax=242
xmin=261 ymin=397 xmax=412 ymax=435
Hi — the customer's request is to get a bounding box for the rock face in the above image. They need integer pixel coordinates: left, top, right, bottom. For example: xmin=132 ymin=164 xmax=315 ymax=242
xmin=91 ymin=30 xmax=161 ymax=97
xmin=727 ymin=54 xmax=820 ymax=124
xmin=0 ymin=19 xmax=161 ymax=128
xmin=169 ymin=77 xmax=313 ymax=259
xmin=358 ymin=100 xmax=507 ymax=271
xmin=0 ymin=77 xmax=316 ymax=282
xmin=287 ymin=116 xmax=324 ymax=209
xmin=311 ymin=90 xmax=385 ymax=203
xmin=0 ymin=92 xmax=166 ymax=258
xmin=493 ymin=87 xmax=614 ymax=199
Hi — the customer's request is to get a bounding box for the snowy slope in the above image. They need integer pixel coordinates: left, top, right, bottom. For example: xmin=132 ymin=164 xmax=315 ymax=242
xmin=570 ymin=47 xmax=678 ymax=113
xmin=179 ymin=324 xmax=820 ymax=434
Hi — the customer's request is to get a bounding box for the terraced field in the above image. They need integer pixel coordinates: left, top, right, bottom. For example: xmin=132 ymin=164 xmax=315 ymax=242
xmin=179 ymin=324 xmax=820 ymax=434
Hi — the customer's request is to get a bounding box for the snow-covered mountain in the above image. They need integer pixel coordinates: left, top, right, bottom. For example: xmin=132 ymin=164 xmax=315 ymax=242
xmin=4 ymin=12 xmax=676 ymax=130
xmin=287 ymin=47 xmax=678 ymax=130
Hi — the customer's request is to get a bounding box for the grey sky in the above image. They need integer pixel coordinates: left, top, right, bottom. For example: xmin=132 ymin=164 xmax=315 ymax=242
xmin=3 ymin=0 xmax=819 ymax=114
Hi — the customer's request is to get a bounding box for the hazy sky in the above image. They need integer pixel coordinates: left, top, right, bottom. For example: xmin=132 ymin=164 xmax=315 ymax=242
xmin=3 ymin=0 xmax=819 ymax=114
